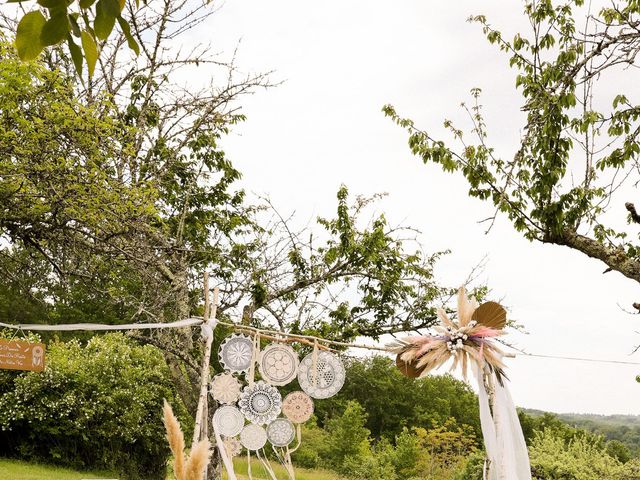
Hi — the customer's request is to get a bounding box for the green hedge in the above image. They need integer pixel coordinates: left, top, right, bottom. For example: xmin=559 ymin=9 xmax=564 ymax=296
xmin=0 ymin=333 xmax=189 ymax=479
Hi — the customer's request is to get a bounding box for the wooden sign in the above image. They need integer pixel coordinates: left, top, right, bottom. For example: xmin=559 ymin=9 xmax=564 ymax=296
xmin=0 ymin=339 xmax=45 ymax=372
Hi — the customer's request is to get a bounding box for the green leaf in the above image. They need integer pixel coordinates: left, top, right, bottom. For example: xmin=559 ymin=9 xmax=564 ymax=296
xmin=15 ymin=11 xmax=46 ymax=60
xmin=41 ymin=10 xmax=70 ymax=46
xmin=102 ymin=0 xmax=121 ymax=17
xmin=79 ymin=0 xmax=97 ymax=8
xmin=117 ymin=16 xmax=139 ymax=55
xmin=94 ymin=0 xmax=117 ymax=40
xmin=81 ymin=30 xmax=98 ymax=77
xmin=37 ymin=0 xmax=66 ymax=8
xmin=67 ymin=35 xmax=84 ymax=76
xmin=68 ymin=13 xmax=81 ymax=37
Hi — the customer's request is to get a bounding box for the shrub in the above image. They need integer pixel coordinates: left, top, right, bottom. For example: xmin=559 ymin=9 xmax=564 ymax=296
xmin=0 ymin=333 xmax=188 ymax=479
xmin=529 ymin=428 xmax=628 ymax=480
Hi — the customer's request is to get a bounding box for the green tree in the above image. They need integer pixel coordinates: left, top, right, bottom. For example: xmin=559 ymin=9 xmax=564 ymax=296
xmin=316 ymin=356 xmax=481 ymax=442
xmin=385 ymin=0 xmax=640 ymax=310
xmin=0 ymin=6 xmax=453 ymax=474
xmin=325 ymin=400 xmax=372 ymax=471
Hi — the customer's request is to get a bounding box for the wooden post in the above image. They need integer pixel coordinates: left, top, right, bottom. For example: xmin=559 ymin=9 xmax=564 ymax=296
xmin=191 ymin=274 xmax=218 ymax=467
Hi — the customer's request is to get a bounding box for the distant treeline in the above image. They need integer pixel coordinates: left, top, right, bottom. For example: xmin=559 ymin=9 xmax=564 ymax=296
xmin=525 ymin=409 xmax=640 ymax=458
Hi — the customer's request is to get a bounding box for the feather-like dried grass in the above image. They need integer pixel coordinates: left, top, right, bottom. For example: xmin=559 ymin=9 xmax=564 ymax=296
xmin=457 ymin=287 xmax=478 ymax=326
xmin=185 ymin=440 xmax=212 ymax=480
xmin=163 ymin=400 xmax=186 ymax=480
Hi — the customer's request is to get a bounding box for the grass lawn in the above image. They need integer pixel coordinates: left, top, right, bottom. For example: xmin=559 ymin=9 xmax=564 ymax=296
xmin=224 ymin=457 xmax=344 ymax=480
xmin=0 ymin=458 xmax=117 ymax=479
xmin=0 ymin=457 xmax=345 ymax=480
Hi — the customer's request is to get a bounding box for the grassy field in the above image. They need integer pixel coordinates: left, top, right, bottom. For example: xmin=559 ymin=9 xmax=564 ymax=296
xmin=224 ymin=457 xmax=344 ymax=479
xmin=0 ymin=457 xmax=345 ymax=480
xmin=0 ymin=458 xmax=117 ymax=480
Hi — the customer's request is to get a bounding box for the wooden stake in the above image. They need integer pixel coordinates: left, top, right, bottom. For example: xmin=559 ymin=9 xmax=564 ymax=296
xmin=192 ymin=274 xmax=218 ymax=451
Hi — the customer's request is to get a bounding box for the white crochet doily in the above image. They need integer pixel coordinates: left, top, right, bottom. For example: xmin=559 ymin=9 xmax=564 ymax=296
xmin=258 ymin=343 xmax=299 ymax=386
xmin=224 ymin=436 xmax=242 ymax=457
xmin=266 ymin=418 xmax=296 ymax=447
xmin=210 ymin=373 xmax=242 ymax=405
xmin=238 ymin=381 xmax=282 ymax=425
xmin=212 ymin=405 xmax=245 ymax=437
xmin=219 ymin=334 xmax=254 ymax=373
xmin=240 ymin=423 xmax=267 ymax=451
xmin=297 ymin=351 xmax=345 ymax=399
xmin=282 ymin=391 xmax=314 ymax=424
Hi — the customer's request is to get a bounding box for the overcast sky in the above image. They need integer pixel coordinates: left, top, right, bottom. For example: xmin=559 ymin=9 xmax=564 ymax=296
xmin=184 ymin=0 xmax=640 ymax=414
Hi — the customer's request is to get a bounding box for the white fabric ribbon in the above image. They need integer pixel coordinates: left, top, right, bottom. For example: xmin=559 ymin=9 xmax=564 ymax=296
xmin=475 ymin=366 xmax=531 ymax=480
xmin=211 ymin=413 xmax=237 ymax=480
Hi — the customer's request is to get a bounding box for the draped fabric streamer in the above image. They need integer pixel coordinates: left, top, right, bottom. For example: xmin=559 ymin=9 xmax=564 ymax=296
xmin=475 ymin=366 xmax=531 ymax=480
xmin=256 ymin=449 xmax=278 ymax=480
xmin=211 ymin=418 xmax=237 ymax=480
xmin=390 ymin=287 xmax=531 ymax=480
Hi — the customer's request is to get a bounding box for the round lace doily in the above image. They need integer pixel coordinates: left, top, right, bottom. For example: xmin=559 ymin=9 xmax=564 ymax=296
xmin=297 ymin=351 xmax=345 ymax=399
xmin=258 ymin=343 xmax=299 ymax=386
xmin=210 ymin=373 xmax=242 ymax=404
xmin=238 ymin=381 xmax=282 ymax=425
xmin=266 ymin=418 xmax=296 ymax=447
xmin=219 ymin=334 xmax=254 ymax=373
xmin=282 ymin=391 xmax=314 ymax=423
xmin=224 ymin=436 xmax=242 ymax=457
xmin=212 ymin=405 xmax=245 ymax=437
xmin=240 ymin=423 xmax=267 ymax=451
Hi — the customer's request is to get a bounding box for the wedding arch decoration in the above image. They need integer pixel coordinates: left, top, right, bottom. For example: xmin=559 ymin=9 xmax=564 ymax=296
xmin=0 ymin=273 xmax=531 ymax=480
xmin=390 ymin=287 xmax=531 ymax=480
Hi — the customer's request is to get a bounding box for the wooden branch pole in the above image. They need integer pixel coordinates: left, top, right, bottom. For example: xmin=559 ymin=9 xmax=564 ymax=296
xmin=192 ymin=274 xmax=218 ymax=455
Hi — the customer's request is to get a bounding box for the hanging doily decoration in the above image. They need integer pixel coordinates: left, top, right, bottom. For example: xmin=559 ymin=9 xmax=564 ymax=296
xmin=219 ymin=334 xmax=254 ymax=373
xmin=210 ymin=372 xmax=243 ymax=404
xmin=258 ymin=343 xmax=299 ymax=386
xmin=212 ymin=405 xmax=245 ymax=438
xmin=298 ymin=351 xmax=345 ymax=399
xmin=266 ymin=418 xmax=296 ymax=447
xmin=238 ymin=381 xmax=282 ymax=425
xmin=240 ymin=423 xmax=268 ymax=451
xmin=389 ymin=287 xmax=531 ymax=480
xmin=282 ymin=391 xmax=314 ymax=424
xmin=224 ymin=436 xmax=242 ymax=457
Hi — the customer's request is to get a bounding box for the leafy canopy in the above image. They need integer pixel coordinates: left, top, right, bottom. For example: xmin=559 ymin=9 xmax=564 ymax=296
xmin=385 ymin=0 xmax=640 ymax=292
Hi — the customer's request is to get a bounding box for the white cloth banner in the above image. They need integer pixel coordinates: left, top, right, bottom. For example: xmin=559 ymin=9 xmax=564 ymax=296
xmin=476 ymin=368 xmax=531 ymax=480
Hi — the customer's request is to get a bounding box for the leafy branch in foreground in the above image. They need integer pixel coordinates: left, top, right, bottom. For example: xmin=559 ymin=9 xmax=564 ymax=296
xmin=385 ymin=0 xmax=640 ymax=306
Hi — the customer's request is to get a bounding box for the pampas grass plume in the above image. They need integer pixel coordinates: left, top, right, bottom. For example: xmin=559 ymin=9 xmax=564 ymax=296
xmin=185 ymin=439 xmax=212 ymax=480
xmin=163 ymin=399 xmax=212 ymax=480
xmin=163 ymin=399 xmax=187 ymax=480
